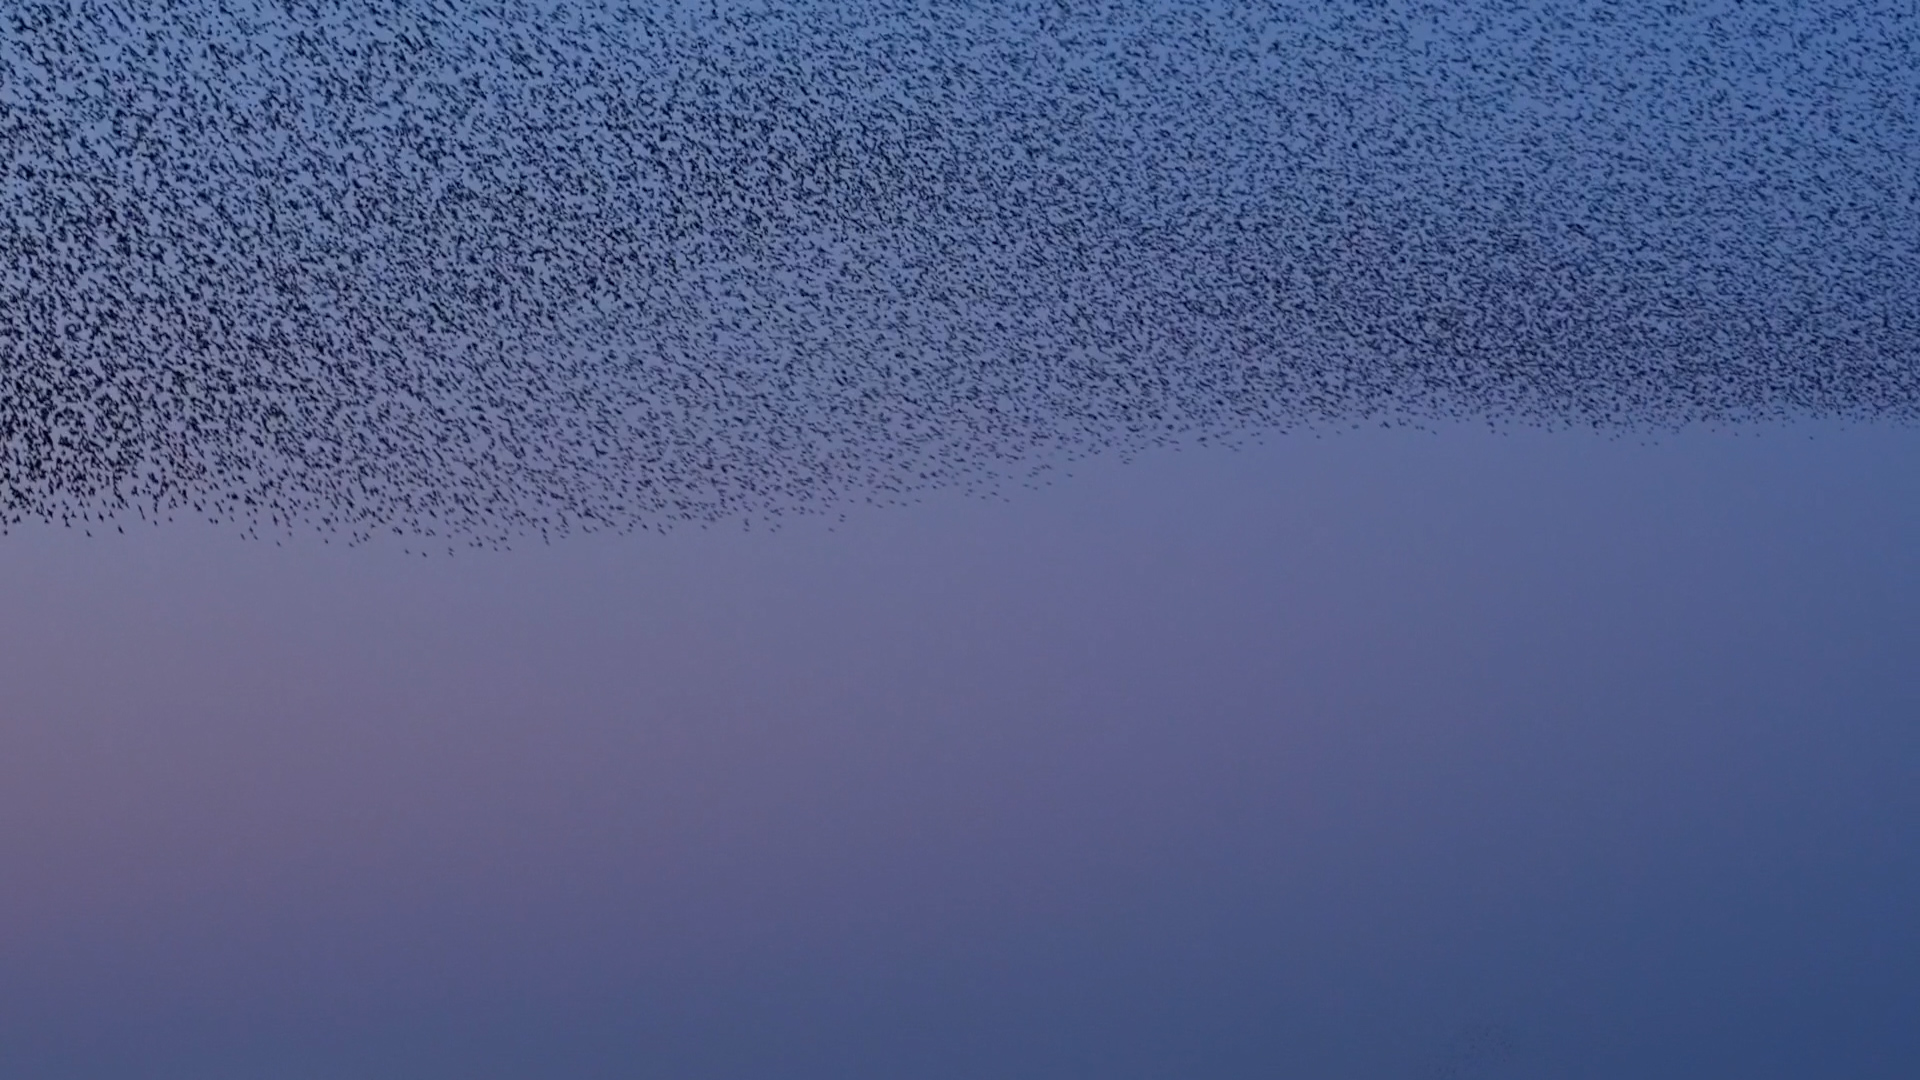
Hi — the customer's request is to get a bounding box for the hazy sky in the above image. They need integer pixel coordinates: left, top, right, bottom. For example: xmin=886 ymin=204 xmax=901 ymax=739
xmin=4 ymin=423 xmax=1918 ymax=1079
xmin=3 ymin=1 xmax=1918 ymax=1077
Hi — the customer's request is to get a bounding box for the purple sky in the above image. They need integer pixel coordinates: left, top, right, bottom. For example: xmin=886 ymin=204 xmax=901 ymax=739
xmin=3 ymin=3 xmax=1917 ymax=1076
xmin=3 ymin=423 xmax=1917 ymax=1078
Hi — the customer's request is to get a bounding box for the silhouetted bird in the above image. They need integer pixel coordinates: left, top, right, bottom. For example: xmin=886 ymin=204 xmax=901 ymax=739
xmin=0 ymin=1 xmax=1914 ymax=544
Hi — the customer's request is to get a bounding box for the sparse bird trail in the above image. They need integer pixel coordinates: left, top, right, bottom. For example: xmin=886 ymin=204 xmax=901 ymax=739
xmin=2 ymin=1 xmax=1915 ymax=544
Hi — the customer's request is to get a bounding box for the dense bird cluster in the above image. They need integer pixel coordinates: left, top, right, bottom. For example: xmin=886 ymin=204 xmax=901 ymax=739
xmin=2 ymin=1 xmax=1915 ymax=543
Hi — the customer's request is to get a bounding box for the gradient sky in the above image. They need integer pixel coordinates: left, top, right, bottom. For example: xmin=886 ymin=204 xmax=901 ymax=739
xmin=4 ymin=1 xmax=1919 ymax=1077
xmin=3 ymin=422 xmax=1918 ymax=1079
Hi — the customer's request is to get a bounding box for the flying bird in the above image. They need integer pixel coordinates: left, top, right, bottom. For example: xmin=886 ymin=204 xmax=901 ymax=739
xmin=0 ymin=1 xmax=1913 ymax=544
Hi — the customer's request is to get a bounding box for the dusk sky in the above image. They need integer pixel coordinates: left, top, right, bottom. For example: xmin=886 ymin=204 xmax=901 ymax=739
xmin=5 ymin=425 xmax=1918 ymax=1078
xmin=3 ymin=2 xmax=1918 ymax=1078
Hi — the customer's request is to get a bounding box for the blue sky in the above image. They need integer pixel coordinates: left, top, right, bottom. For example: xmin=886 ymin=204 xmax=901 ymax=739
xmin=1 ymin=3 xmax=1916 ymax=1077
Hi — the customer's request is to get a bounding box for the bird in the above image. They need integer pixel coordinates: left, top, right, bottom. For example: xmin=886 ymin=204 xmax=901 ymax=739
xmin=0 ymin=0 xmax=1913 ymax=547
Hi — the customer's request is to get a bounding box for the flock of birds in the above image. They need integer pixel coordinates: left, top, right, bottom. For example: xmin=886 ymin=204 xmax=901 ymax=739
xmin=2 ymin=1 xmax=1915 ymax=545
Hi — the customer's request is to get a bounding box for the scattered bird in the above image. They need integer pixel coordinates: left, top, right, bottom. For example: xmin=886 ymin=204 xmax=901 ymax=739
xmin=1 ymin=1 xmax=1914 ymax=544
